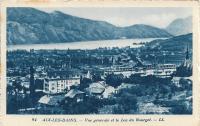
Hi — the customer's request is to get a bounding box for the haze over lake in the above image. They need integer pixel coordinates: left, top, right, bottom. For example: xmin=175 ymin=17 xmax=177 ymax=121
xmin=7 ymin=38 xmax=166 ymax=51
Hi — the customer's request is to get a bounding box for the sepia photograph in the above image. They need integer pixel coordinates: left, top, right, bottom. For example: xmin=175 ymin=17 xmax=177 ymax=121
xmin=6 ymin=6 xmax=193 ymax=115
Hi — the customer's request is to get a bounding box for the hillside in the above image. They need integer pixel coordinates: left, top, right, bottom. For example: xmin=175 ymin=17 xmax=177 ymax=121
xmin=7 ymin=7 xmax=172 ymax=45
xmin=140 ymin=33 xmax=192 ymax=65
xmin=145 ymin=33 xmax=192 ymax=51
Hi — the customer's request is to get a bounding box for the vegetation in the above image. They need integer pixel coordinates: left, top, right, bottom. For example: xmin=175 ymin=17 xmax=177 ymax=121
xmin=6 ymin=34 xmax=193 ymax=114
xmin=106 ymin=74 xmax=124 ymax=88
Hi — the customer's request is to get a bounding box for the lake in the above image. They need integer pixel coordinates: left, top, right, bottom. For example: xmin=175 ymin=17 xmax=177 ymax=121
xmin=7 ymin=38 xmax=166 ymax=51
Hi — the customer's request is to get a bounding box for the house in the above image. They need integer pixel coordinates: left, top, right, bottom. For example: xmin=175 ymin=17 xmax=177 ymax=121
xmin=104 ymin=65 xmax=134 ymax=77
xmin=104 ymin=63 xmax=176 ymax=78
xmin=117 ymin=83 xmax=135 ymax=90
xmin=102 ymin=86 xmax=115 ymax=98
xmin=86 ymin=82 xmax=106 ymax=98
xmin=38 ymin=94 xmax=65 ymax=106
xmin=43 ymin=76 xmax=80 ymax=94
xmin=82 ymin=70 xmax=92 ymax=79
xmin=21 ymin=81 xmax=30 ymax=88
xmin=142 ymin=64 xmax=176 ymax=77
xmin=172 ymin=77 xmax=181 ymax=87
xmin=38 ymin=94 xmax=65 ymax=114
xmin=65 ymin=89 xmax=85 ymax=103
xmin=116 ymin=83 xmax=136 ymax=94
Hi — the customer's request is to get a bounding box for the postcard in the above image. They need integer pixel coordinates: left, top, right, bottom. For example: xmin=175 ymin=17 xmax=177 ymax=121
xmin=0 ymin=0 xmax=200 ymax=126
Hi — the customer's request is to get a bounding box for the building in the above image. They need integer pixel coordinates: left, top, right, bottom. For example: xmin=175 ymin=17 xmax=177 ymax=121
xmin=81 ymin=70 xmax=92 ymax=79
xmin=38 ymin=94 xmax=65 ymax=106
xmin=86 ymin=82 xmax=106 ymax=98
xmin=176 ymin=44 xmax=192 ymax=77
xmin=115 ymin=83 xmax=136 ymax=94
xmin=38 ymin=94 xmax=65 ymax=114
xmin=102 ymin=86 xmax=115 ymax=98
xmin=86 ymin=82 xmax=116 ymax=99
xmin=65 ymin=89 xmax=85 ymax=103
xmin=104 ymin=65 xmax=134 ymax=77
xmin=143 ymin=64 xmax=176 ymax=77
xmin=104 ymin=63 xmax=176 ymax=78
xmin=183 ymin=44 xmax=192 ymax=68
xmin=172 ymin=77 xmax=181 ymax=87
xmin=172 ymin=77 xmax=192 ymax=88
xmin=43 ymin=75 xmax=80 ymax=94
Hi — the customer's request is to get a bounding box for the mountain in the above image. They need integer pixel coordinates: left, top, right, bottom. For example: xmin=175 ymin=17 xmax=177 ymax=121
xmin=145 ymin=33 xmax=192 ymax=52
xmin=7 ymin=7 xmax=172 ymax=45
xmin=166 ymin=16 xmax=192 ymax=36
xmin=115 ymin=24 xmax=172 ymax=38
xmin=141 ymin=33 xmax=192 ymax=65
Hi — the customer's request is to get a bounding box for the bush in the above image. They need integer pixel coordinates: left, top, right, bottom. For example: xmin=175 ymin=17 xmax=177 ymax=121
xmin=170 ymin=102 xmax=192 ymax=114
xmin=106 ymin=74 xmax=124 ymax=88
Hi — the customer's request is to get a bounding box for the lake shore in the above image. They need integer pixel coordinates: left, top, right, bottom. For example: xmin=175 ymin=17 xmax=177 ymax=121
xmin=7 ymin=38 xmax=167 ymax=51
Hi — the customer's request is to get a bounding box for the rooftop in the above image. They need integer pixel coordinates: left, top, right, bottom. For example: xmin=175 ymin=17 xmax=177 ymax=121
xmin=38 ymin=94 xmax=65 ymax=106
xmin=65 ymin=89 xmax=84 ymax=98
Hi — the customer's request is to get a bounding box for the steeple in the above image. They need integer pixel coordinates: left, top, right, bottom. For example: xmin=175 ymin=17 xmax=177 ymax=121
xmin=183 ymin=44 xmax=191 ymax=67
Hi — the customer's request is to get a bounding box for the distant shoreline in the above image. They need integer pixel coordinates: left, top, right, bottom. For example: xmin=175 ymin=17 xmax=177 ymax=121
xmin=7 ymin=38 xmax=167 ymax=51
xmin=7 ymin=37 xmax=167 ymax=46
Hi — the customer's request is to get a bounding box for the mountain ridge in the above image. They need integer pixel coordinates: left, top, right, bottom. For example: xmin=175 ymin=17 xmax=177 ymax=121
xmin=166 ymin=16 xmax=192 ymax=36
xmin=7 ymin=7 xmax=172 ymax=45
xmin=145 ymin=33 xmax=192 ymax=52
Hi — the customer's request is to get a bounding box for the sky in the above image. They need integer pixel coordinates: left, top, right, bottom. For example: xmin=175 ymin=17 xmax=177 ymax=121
xmin=38 ymin=7 xmax=192 ymax=28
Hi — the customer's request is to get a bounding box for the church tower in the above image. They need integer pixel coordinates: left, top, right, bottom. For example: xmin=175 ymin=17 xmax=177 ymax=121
xmin=176 ymin=44 xmax=192 ymax=77
xmin=183 ymin=44 xmax=191 ymax=68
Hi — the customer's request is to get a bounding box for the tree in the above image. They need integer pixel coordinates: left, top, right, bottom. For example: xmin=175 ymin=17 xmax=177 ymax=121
xmin=7 ymin=95 xmax=18 ymax=114
xmin=62 ymin=96 xmax=101 ymax=114
xmin=106 ymin=74 xmax=123 ymax=88
xmin=13 ymin=81 xmax=23 ymax=93
xmin=80 ymin=78 xmax=92 ymax=90
xmin=30 ymin=66 xmax=35 ymax=97
xmin=117 ymin=93 xmax=138 ymax=114
xmin=128 ymin=74 xmax=142 ymax=84
xmin=170 ymin=102 xmax=192 ymax=114
xmin=7 ymin=85 xmax=14 ymax=94
xmin=176 ymin=65 xmax=192 ymax=77
xmin=92 ymin=74 xmax=102 ymax=82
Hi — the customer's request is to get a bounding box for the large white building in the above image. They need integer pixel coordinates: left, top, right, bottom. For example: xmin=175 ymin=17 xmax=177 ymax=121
xmin=43 ymin=75 xmax=80 ymax=94
xmin=104 ymin=63 xmax=176 ymax=77
xmin=104 ymin=65 xmax=134 ymax=77
xmin=143 ymin=64 xmax=176 ymax=77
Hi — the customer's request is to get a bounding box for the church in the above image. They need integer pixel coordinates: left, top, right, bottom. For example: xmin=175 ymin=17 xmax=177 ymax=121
xmin=176 ymin=44 xmax=192 ymax=77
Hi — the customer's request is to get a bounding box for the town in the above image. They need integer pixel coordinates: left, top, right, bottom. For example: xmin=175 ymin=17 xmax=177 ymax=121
xmin=7 ymin=43 xmax=192 ymax=114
